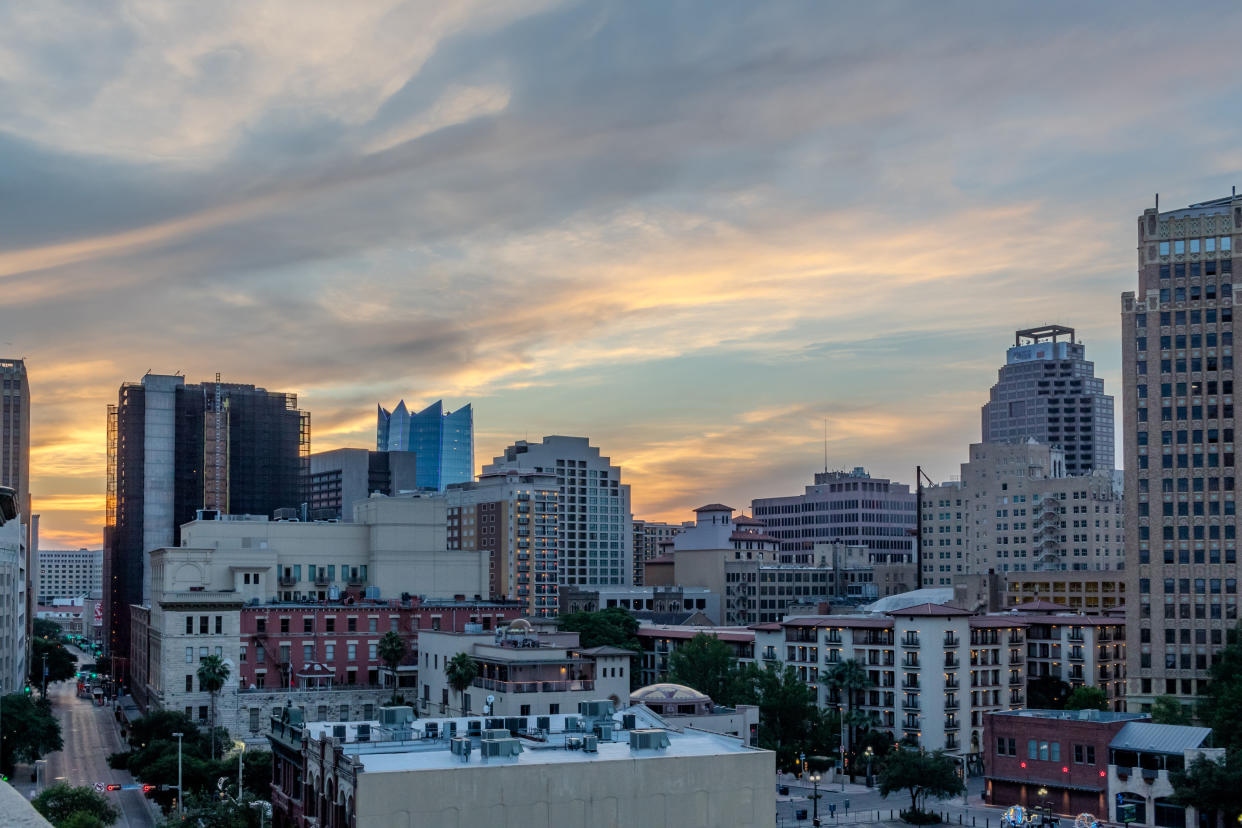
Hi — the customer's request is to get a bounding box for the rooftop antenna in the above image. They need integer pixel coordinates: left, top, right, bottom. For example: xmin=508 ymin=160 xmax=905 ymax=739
xmin=1155 ymin=193 xmax=1159 ymax=213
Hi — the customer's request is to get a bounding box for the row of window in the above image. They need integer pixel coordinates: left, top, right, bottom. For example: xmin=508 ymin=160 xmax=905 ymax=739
xmin=1158 ymin=238 xmax=1232 ymax=255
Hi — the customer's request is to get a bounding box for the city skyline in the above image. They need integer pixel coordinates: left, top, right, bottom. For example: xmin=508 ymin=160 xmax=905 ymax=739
xmin=10 ymin=3 xmax=1242 ymax=548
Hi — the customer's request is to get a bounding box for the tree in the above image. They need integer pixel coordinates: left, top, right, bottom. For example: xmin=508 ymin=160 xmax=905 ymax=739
xmin=668 ymin=633 xmax=738 ymax=702
xmin=825 ymin=658 xmax=873 ymax=767
xmin=878 ymin=748 xmax=965 ymax=818
xmin=125 ymin=710 xmax=200 ymax=750
xmin=558 ymin=607 xmax=643 ymax=689
xmin=31 ymin=783 xmax=119 ymax=827
xmin=30 ymin=637 xmax=78 ymax=691
xmin=196 ymin=655 xmax=230 ymax=760
xmin=1065 ymin=686 xmax=1108 ymax=711
xmin=444 ymin=652 xmax=478 ymax=715
xmin=1027 ymin=675 xmax=1070 ymax=709
xmin=1170 ymin=754 xmax=1242 ymax=827
xmin=1200 ymin=624 xmax=1242 ymax=752
xmin=378 ymin=631 xmax=407 ymax=701
xmin=0 ymin=693 xmax=62 ymax=772
xmin=94 ymin=655 xmax=112 ymax=677
xmin=33 ymin=618 xmax=63 ymax=640
xmin=1152 ymin=694 xmax=1193 ymax=725
xmin=731 ymin=662 xmax=833 ymax=771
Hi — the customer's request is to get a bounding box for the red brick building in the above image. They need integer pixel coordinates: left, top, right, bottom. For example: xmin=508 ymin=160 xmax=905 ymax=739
xmin=238 ymin=597 xmax=524 ymax=691
xmin=984 ymin=709 xmax=1147 ymax=816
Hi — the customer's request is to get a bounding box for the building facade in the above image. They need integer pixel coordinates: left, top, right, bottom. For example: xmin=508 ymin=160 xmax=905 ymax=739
xmin=268 ymin=705 xmax=774 ymax=828
xmin=445 ymin=471 xmax=559 ymax=617
xmin=418 ymin=623 xmax=633 ymax=717
xmin=752 ymin=467 xmax=917 ymax=556
xmin=305 ymin=449 xmax=417 ymax=521
xmin=483 ymin=436 xmax=632 ymax=587
xmin=920 ymin=440 xmax=1124 ymax=583
xmin=637 ymin=624 xmax=755 ymax=686
xmin=0 ymin=487 xmax=26 ymax=693
xmin=1003 ymin=571 xmax=1126 ymax=614
xmin=37 ymin=548 xmax=103 ymax=603
xmin=982 ymin=325 xmax=1115 ymax=475
xmin=631 ymin=519 xmax=692 ymax=585
xmin=983 ymin=709 xmax=1144 ymax=816
xmin=1108 ymin=721 xmax=1217 ymax=828
xmin=559 ymin=585 xmax=718 ymax=625
xmin=1122 ymin=195 xmax=1241 ymax=711
xmin=104 ymin=374 xmax=309 ymax=665
xmin=376 ymin=400 xmax=473 ymax=491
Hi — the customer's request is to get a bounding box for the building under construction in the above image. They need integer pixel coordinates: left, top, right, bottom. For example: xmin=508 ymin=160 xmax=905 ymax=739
xmin=104 ymin=373 xmax=309 ymax=673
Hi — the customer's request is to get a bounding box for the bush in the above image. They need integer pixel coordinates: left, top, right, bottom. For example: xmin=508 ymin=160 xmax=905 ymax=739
xmin=106 ymin=751 xmax=129 ymax=770
xmin=900 ymin=808 xmax=942 ymax=825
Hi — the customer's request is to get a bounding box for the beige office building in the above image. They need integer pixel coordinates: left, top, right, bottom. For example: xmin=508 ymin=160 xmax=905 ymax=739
xmin=1123 ymin=195 xmax=1242 ymax=711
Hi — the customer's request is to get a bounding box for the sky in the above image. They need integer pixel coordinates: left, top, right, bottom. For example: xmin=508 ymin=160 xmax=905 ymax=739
xmin=6 ymin=0 xmax=1242 ymax=549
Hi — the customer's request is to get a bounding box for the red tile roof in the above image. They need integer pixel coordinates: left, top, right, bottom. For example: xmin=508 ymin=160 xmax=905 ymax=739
xmin=730 ymin=531 xmax=780 ymax=543
xmin=732 ymin=515 xmax=764 ymax=526
xmin=1010 ymin=599 xmax=1069 ymax=612
xmin=782 ymin=616 xmax=893 ymax=629
xmin=694 ymin=503 xmax=735 ymax=512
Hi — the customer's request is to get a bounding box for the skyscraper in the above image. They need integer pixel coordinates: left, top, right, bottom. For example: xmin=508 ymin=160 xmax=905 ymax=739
xmin=104 ymin=374 xmax=308 ymax=666
xmin=1123 ymin=195 xmax=1240 ymax=713
xmin=0 ymin=360 xmax=29 ymax=523
xmin=982 ymin=326 xmax=1115 ymax=475
xmin=376 ymin=400 xmax=473 ymax=491
xmin=482 ymin=436 xmax=632 ymax=587
xmin=305 ymin=448 xmax=418 ymax=520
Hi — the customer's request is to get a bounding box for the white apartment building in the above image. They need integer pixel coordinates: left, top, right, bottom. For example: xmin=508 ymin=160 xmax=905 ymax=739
xmin=921 ymin=440 xmax=1124 ymax=584
xmin=418 ymin=621 xmax=632 ymax=717
xmin=483 ymin=437 xmax=633 ymax=587
xmin=754 ymin=603 xmax=1126 ymax=758
xmin=0 ymin=488 xmax=26 ymax=694
xmin=37 ymin=548 xmax=103 ymax=603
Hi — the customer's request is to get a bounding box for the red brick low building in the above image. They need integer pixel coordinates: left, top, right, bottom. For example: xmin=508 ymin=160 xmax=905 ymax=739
xmin=984 ymin=708 xmax=1147 ymax=816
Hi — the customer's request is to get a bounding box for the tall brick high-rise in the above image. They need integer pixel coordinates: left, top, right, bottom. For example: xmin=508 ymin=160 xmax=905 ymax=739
xmin=1123 ymin=194 xmax=1239 ymax=713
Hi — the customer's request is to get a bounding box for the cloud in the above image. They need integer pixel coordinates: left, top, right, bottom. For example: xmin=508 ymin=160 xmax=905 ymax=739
xmin=3 ymin=1 xmax=1241 ymax=544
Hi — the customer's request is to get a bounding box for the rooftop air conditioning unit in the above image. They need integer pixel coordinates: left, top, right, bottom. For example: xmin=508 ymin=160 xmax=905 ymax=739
xmin=564 ymin=716 xmax=582 ymax=732
xmin=450 ymin=737 xmax=472 ymax=758
xmin=365 ymin=586 xmax=380 ymax=600
xmin=480 ymin=738 xmax=523 ymax=758
xmin=379 ymin=706 xmax=415 ymax=727
xmin=594 ymin=722 xmax=614 ymax=741
xmin=578 ymin=700 xmax=614 ymax=719
xmin=582 ymin=734 xmax=599 ymax=753
xmin=424 ymin=723 xmax=439 ymax=739
xmin=621 ymin=714 xmax=636 ymax=730
xmin=628 ymin=729 xmax=670 ymax=751
xmin=481 ymin=728 xmax=511 ymax=741
xmin=356 ymin=724 xmax=371 ymax=742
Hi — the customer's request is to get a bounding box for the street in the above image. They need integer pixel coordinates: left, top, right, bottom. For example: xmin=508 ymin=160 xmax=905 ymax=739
xmin=13 ymin=647 xmax=156 ymax=828
xmin=774 ymin=774 xmax=1011 ymax=828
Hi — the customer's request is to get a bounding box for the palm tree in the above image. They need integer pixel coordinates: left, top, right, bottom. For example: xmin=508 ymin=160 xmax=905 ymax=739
xmin=825 ymin=659 xmax=872 ymax=773
xmin=377 ymin=631 xmax=407 ymax=703
xmin=196 ymin=655 xmax=230 ymax=760
xmin=444 ymin=653 xmax=478 ymax=715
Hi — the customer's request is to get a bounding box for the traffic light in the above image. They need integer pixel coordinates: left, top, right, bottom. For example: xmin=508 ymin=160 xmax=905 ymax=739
xmin=105 ymin=784 xmax=121 ymax=792
xmin=22 ymin=684 xmax=30 ymax=695
xmin=141 ymin=785 xmax=154 ymax=794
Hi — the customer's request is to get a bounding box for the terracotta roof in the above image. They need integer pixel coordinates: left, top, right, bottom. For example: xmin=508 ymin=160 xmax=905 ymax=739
xmin=886 ymin=603 xmax=972 ymax=617
xmin=637 ymin=625 xmax=755 ymax=643
xmin=1010 ymin=599 xmax=1069 ymax=612
xmin=749 ymin=622 xmax=782 ymax=631
xmin=732 ymin=515 xmax=764 ymax=526
xmin=577 ymin=645 xmax=639 ymax=657
xmin=782 ymin=615 xmax=893 ymax=629
xmin=644 ymin=555 xmax=675 ymax=565
xmin=969 ymin=616 xmax=1030 ymax=628
xmin=694 ymin=503 xmax=735 ymax=512
xmin=730 ymin=531 xmax=780 ymax=543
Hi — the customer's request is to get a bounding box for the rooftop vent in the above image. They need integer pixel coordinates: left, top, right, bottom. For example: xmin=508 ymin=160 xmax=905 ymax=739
xmin=379 ymin=706 xmax=415 ymax=727
xmin=480 ymin=738 xmax=523 ymax=759
xmin=450 ymin=737 xmax=472 ymax=761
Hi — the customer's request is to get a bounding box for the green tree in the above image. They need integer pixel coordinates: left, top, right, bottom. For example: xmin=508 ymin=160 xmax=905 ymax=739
xmin=732 ymin=662 xmax=829 ymax=771
xmin=124 ymin=710 xmax=200 ymax=749
xmin=242 ymin=749 xmax=272 ymax=798
xmin=1027 ymin=675 xmax=1070 ymax=709
xmin=30 ymin=637 xmax=78 ymax=691
xmin=1151 ymin=694 xmax=1193 ymax=725
xmin=825 ymin=658 xmax=873 ymax=766
xmin=1170 ymin=754 xmax=1242 ymax=827
xmin=378 ymin=631 xmax=407 ymax=701
xmin=196 ymin=654 xmax=230 ymax=760
xmin=31 ymin=783 xmax=119 ymax=827
xmin=156 ymin=791 xmax=266 ymax=827
xmin=668 ymin=633 xmax=738 ymax=702
xmin=1065 ymin=686 xmax=1108 ymax=711
xmin=878 ymin=748 xmax=965 ymax=818
xmin=94 ymin=655 xmax=112 ymax=677
xmin=444 ymin=652 xmax=478 ymax=715
xmin=33 ymin=618 xmax=63 ymax=640
xmin=1200 ymin=624 xmax=1242 ymax=752
xmin=558 ymin=607 xmax=643 ymax=689
xmin=60 ymin=813 xmax=110 ymax=828
xmin=0 ymin=693 xmax=62 ymax=772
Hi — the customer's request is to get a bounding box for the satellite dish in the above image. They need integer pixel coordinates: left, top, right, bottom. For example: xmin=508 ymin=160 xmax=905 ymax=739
xmin=487 ymin=695 xmax=495 ymax=705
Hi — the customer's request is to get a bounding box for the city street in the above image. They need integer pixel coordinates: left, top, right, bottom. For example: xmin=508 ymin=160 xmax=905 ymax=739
xmin=13 ymin=647 xmax=156 ymax=828
xmin=774 ymin=774 xmax=1010 ymax=828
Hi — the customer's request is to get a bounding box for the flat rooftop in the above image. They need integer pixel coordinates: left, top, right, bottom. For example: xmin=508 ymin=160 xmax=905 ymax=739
xmin=991 ymin=709 xmax=1145 ymax=723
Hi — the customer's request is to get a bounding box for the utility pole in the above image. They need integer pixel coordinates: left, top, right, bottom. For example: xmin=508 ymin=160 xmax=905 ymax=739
xmin=172 ymin=732 xmax=184 ymax=816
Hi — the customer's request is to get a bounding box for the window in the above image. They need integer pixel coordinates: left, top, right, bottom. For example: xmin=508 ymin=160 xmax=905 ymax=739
xmin=185 ymin=675 xmax=193 ymax=692
xmin=549 ymin=704 xmax=560 ymax=715
xmin=186 ymin=647 xmax=193 ymax=664
xmin=348 ymin=617 xmax=357 ymax=632
xmin=256 ymin=618 xmax=266 ymax=634
xmin=304 ymin=617 xmax=313 ymax=634
xmin=250 ymin=708 xmax=260 ymax=732
xmin=280 ymin=618 xmax=290 ymax=634
xmin=215 ymin=616 xmax=223 ymax=635
xmin=185 ymin=616 xmax=193 ymax=635
xmin=1086 ymin=746 xmax=1095 ymax=764
xmin=198 ymin=706 xmax=208 ymax=722
xmin=368 ymin=643 xmax=377 ymax=660
xmin=1028 ymin=740 xmax=1037 ymax=760
xmin=200 ymin=616 xmax=209 ymax=635
xmin=348 ymin=643 xmax=357 ymax=660
xmin=520 ymin=704 xmax=531 ymax=716
xmin=326 ymin=617 xmax=335 ymax=633
xmin=199 ymin=647 xmax=208 ymax=660
xmin=326 ymin=643 xmax=335 ymax=660
xmin=369 ymin=618 xmax=378 ymax=633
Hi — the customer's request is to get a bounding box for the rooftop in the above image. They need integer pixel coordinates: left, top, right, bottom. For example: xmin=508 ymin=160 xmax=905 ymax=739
xmin=887 ymin=603 xmax=973 ymax=617
xmin=992 ymin=709 xmax=1145 ymax=724
xmin=1110 ymin=722 xmax=1211 ymax=755
xmin=694 ymin=503 xmax=735 ymax=513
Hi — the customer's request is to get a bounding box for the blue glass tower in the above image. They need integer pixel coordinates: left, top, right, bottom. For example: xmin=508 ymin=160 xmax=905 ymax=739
xmin=377 ymin=400 xmax=474 ymax=490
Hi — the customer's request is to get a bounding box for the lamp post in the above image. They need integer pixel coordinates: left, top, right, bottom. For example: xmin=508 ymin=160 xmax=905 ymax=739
xmin=864 ymin=746 xmax=874 ymax=786
xmin=172 ymin=732 xmax=184 ymax=816
xmin=236 ymin=741 xmax=245 ymax=802
xmin=837 ymin=705 xmax=845 ymax=791
xmin=810 ymin=772 xmax=822 ymax=825
xmin=1037 ymin=787 xmax=1050 ymax=823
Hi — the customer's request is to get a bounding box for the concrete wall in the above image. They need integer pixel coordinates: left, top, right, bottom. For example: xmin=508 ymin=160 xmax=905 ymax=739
xmin=140 ymin=374 xmax=181 ymax=605
xmin=354 ymin=748 xmax=775 ymax=828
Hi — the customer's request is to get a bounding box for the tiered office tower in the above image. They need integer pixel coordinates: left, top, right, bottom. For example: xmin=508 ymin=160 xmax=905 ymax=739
xmin=982 ymin=326 xmax=1115 ymax=476
xmin=1123 ymin=195 xmax=1240 ymax=712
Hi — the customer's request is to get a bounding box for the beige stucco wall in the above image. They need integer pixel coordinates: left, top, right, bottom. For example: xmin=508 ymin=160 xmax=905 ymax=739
xmin=354 ymin=748 xmax=775 ymax=828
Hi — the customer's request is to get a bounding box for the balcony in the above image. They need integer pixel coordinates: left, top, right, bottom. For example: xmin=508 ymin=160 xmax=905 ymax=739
xmin=313 ymin=573 xmax=330 ymax=587
xmin=901 ymin=680 xmax=920 ymax=690
xmin=278 ymin=574 xmax=297 ymax=587
xmin=902 ymin=699 xmax=921 ymax=711
xmin=472 ymin=677 xmax=595 ymax=694
xmin=1008 ymin=676 xmax=1023 ymax=686
xmin=1069 ymin=651 xmax=1084 ymax=662
xmin=347 ymin=574 xmax=365 ymax=586
xmin=902 ymin=720 xmax=920 ymax=732
xmin=944 ymin=698 xmax=960 ymax=710
xmin=943 ymin=635 xmax=959 ymax=647
xmin=902 ymin=658 xmax=921 ymax=669
xmin=901 ymin=636 xmax=920 ymax=648
xmin=1008 ymin=633 xmax=1024 ymax=644
xmin=944 ymin=656 xmax=960 ymax=669
xmin=944 ymin=678 xmax=959 ymax=690
xmin=762 ymin=647 xmax=778 ymax=662
xmin=944 ymin=718 xmax=960 ymax=731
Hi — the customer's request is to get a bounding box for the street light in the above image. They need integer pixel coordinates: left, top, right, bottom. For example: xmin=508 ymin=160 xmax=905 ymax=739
xmin=809 ymin=772 xmax=822 ymax=825
xmin=864 ymin=746 xmax=875 ymax=786
xmin=172 ymin=732 xmax=184 ymax=816
xmin=837 ymin=705 xmax=846 ymax=791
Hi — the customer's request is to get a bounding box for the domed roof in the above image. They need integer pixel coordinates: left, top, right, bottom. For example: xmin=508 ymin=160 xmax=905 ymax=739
xmin=630 ymin=683 xmax=712 ymax=704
